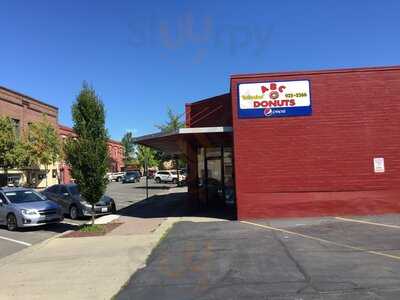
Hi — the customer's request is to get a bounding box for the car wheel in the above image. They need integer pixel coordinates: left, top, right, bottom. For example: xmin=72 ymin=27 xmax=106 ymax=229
xmin=69 ymin=205 xmax=79 ymax=220
xmin=172 ymin=178 xmax=178 ymax=184
xmin=7 ymin=214 xmax=18 ymax=231
xmin=155 ymin=177 xmax=161 ymax=183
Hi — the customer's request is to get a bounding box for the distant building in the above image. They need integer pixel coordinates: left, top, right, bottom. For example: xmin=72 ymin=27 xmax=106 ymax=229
xmin=59 ymin=125 xmax=124 ymax=184
xmin=0 ymin=86 xmax=59 ymax=187
xmin=0 ymin=86 xmax=124 ymax=187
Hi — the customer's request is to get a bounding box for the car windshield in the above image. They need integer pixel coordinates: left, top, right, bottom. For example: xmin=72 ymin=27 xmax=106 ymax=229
xmin=126 ymin=172 xmax=137 ymax=176
xmin=171 ymin=171 xmax=177 ymax=175
xmin=69 ymin=185 xmax=80 ymax=196
xmin=5 ymin=190 xmax=45 ymax=203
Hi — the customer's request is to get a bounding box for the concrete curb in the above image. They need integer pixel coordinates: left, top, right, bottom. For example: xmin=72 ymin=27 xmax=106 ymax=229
xmin=0 ymin=214 xmax=123 ymax=268
xmin=93 ymin=214 xmax=121 ymax=224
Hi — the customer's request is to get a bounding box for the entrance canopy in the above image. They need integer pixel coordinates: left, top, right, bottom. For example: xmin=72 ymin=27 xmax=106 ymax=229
xmin=133 ymin=127 xmax=233 ymax=155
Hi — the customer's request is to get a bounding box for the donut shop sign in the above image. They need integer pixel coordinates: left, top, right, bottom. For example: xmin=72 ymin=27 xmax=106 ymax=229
xmin=238 ymin=80 xmax=312 ymax=118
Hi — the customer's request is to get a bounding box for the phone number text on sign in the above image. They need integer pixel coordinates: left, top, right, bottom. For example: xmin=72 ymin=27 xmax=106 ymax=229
xmin=238 ymin=80 xmax=312 ymax=118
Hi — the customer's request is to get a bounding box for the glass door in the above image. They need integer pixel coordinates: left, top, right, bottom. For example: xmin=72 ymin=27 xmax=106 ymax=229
xmin=206 ymin=157 xmax=222 ymax=204
xmin=197 ymin=146 xmax=235 ymax=206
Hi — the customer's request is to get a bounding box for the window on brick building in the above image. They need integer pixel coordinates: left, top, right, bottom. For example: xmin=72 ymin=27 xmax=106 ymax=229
xmin=11 ymin=118 xmax=20 ymax=138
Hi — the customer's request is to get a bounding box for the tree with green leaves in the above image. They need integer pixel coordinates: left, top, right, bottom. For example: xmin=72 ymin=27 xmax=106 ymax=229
xmin=25 ymin=117 xmax=61 ymax=187
xmin=121 ymin=131 xmax=135 ymax=164
xmin=0 ymin=117 xmax=20 ymax=186
xmin=136 ymin=145 xmax=159 ymax=170
xmin=155 ymin=108 xmax=185 ymax=169
xmin=155 ymin=108 xmax=184 ymax=133
xmin=64 ymin=83 xmax=109 ymax=225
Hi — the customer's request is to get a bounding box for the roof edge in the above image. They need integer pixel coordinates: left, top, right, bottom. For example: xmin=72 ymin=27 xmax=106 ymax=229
xmin=133 ymin=131 xmax=179 ymax=143
xmin=58 ymin=124 xmax=122 ymax=145
xmin=185 ymin=93 xmax=230 ymax=106
xmin=133 ymin=126 xmax=233 ymax=143
xmin=0 ymin=85 xmax=59 ymax=110
xmin=230 ymin=65 xmax=400 ymax=80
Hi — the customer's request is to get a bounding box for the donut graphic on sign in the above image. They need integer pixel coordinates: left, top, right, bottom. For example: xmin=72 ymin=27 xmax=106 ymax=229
xmin=261 ymin=83 xmax=286 ymax=99
xmin=260 ymin=83 xmax=286 ymax=117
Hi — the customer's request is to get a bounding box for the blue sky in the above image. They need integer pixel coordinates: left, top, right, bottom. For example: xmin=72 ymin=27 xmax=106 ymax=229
xmin=1 ymin=0 xmax=399 ymax=140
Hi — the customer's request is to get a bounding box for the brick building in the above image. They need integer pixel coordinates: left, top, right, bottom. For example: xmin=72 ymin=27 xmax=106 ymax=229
xmin=135 ymin=66 xmax=400 ymax=220
xmin=0 ymin=86 xmax=59 ymax=187
xmin=0 ymin=86 xmax=124 ymax=187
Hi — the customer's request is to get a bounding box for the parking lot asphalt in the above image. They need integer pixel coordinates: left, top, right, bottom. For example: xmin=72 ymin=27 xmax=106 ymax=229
xmin=116 ymin=214 xmax=400 ymax=300
xmin=0 ymin=179 xmax=183 ymax=260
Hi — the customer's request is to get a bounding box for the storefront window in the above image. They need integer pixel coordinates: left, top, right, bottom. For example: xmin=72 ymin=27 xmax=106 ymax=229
xmin=223 ymin=147 xmax=235 ymax=205
xmin=197 ymin=148 xmax=205 ymax=187
xmin=206 ymin=147 xmax=221 ymax=158
xmin=223 ymin=147 xmax=233 ymax=187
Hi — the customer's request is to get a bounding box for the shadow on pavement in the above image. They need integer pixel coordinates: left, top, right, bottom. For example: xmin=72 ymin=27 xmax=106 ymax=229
xmin=118 ymin=192 xmax=236 ymax=220
xmin=133 ymin=185 xmax=171 ymax=190
xmin=0 ymin=222 xmax=80 ymax=234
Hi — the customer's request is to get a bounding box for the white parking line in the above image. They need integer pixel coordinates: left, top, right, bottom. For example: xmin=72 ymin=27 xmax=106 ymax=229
xmin=335 ymin=217 xmax=400 ymax=229
xmin=0 ymin=235 xmax=31 ymax=247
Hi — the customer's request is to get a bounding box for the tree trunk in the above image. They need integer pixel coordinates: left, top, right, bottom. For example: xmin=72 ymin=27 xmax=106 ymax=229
xmin=91 ymin=203 xmax=95 ymax=226
xmin=45 ymin=165 xmax=48 ymax=187
xmin=3 ymin=168 xmax=8 ymax=187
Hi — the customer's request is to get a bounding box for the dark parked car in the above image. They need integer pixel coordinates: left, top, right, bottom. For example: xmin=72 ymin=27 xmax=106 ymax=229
xmin=122 ymin=171 xmax=141 ymax=184
xmin=42 ymin=184 xmax=116 ymax=220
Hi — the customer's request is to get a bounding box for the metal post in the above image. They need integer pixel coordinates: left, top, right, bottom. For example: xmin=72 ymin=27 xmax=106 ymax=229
xmin=221 ymin=144 xmax=225 ymax=205
xmin=176 ymin=156 xmax=179 ymax=186
xmin=145 ymin=158 xmax=149 ymax=199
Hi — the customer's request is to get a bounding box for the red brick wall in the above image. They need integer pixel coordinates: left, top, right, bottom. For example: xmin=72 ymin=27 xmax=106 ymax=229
xmin=231 ymin=67 xmax=400 ymax=219
xmin=185 ymin=93 xmax=232 ymax=128
xmin=59 ymin=125 xmax=124 ymax=183
xmin=0 ymin=86 xmax=58 ymax=130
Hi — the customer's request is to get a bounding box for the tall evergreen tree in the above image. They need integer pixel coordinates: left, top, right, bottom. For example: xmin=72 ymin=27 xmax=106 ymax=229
xmin=65 ymin=83 xmax=109 ymax=225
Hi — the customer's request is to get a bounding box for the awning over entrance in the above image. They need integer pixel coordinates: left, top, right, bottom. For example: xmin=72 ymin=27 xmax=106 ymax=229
xmin=133 ymin=126 xmax=233 ymax=155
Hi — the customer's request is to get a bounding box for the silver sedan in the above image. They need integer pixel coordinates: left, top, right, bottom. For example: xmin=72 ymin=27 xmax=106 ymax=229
xmin=0 ymin=187 xmax=63 ymax=231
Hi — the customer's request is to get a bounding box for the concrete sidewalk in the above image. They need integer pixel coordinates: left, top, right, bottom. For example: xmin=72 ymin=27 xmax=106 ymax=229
xmin=0 ymin=215 xmax=226 ymax=300
xmin=0 ymin=216 xmax=173 ymax=300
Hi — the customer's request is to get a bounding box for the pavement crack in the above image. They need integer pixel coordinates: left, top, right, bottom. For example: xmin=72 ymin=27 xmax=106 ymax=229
xmin=271 ymin=230 xmax=317 ymax=294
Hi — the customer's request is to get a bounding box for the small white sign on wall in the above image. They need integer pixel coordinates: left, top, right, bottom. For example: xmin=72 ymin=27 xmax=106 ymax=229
xmin=373 ymin=157 xmax=385 ymax=173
